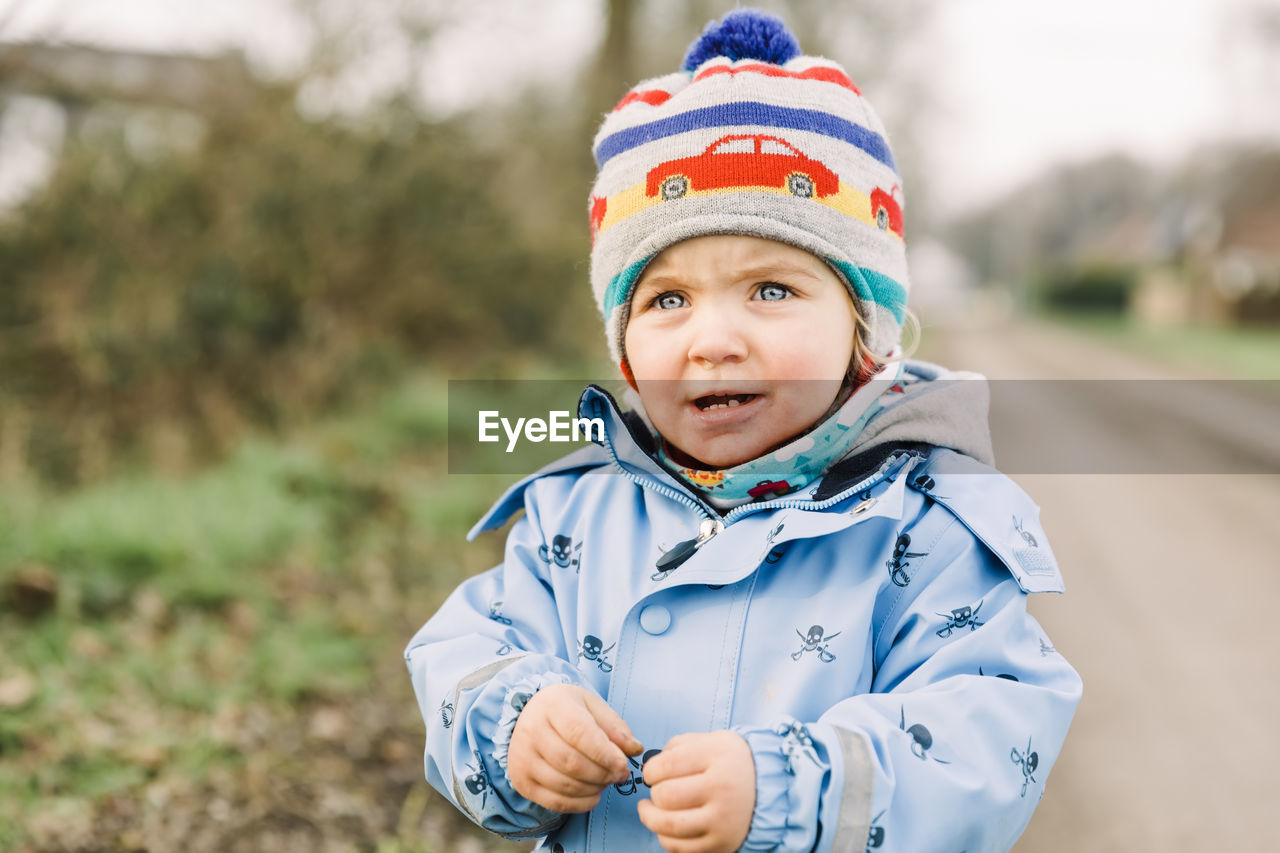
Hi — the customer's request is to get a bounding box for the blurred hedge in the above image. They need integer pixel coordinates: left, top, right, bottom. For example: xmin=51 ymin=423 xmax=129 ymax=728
xmin=0 ymin=83 xmax=600 ymax=486
xmin=1031 ymin=264 xmax=1137 ymax=315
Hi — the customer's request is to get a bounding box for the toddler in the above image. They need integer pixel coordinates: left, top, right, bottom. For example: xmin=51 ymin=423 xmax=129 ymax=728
xmin=407 ymin=10 xmax=1081 ymax=852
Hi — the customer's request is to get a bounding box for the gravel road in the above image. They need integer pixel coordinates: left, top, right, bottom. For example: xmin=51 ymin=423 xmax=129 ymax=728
xmin=928 ymin=318 xmax=1280 ymax=851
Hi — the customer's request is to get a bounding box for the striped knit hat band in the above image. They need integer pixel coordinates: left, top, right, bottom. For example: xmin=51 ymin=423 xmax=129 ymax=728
xmin=587 ymin=9 xmax=910 ymax=365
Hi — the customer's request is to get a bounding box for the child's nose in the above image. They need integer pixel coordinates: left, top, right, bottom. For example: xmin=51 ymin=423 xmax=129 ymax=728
xmin=685 ymin=310 xmax=748 ymax=368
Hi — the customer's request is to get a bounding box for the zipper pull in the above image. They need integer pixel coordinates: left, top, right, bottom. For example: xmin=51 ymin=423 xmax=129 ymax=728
xmin=696 ymin=517 xmax=724 ymax=544
xmin=655 ymin=518 xmax=724 ymax=573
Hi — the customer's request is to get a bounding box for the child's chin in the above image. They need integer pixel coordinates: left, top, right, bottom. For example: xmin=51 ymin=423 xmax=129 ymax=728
xmin=679 ymin=443 xmax=767 ymax=470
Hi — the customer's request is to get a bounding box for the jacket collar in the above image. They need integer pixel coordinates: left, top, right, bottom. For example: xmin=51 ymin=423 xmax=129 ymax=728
xmin=468 ymin=383 xmax=925 ymax=539
xmin=577 ymin=384 xmax=719 ymax=505
xmin=580 ymin=384 xmax=924 ymax=512
xmin=811 ymin=440 xmax=935 ymax=501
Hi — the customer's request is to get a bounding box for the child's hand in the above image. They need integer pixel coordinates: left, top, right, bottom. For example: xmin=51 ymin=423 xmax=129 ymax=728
xmin=638 ymin=731 xmax=755 ymax=853
xmin=507 ymin=684 xmax=643 ymax=813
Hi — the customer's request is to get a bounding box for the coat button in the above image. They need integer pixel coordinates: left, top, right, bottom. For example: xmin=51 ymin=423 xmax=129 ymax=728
xmin=639 ymin=605 xmax=671 ymax=635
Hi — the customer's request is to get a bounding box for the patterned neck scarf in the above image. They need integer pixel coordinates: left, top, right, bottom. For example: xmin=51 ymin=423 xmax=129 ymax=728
xmin=655 ymin=360 xmax=904 ymax=510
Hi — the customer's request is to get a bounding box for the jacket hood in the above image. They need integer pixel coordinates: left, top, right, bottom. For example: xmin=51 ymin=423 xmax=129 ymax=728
xmin=838 ymin=359 xmax=994 ymax=468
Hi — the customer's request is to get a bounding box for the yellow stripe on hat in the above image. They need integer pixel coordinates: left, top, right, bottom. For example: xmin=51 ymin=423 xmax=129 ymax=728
xmin=597 ymin=183 xmax=658 ymax=233
xmin=596 ymin=180 xmax=901 ymax=241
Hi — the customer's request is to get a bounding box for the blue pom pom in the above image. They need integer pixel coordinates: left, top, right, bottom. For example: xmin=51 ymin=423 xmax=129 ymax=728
xmin=680 ymin=8 xmax=801 ymax=71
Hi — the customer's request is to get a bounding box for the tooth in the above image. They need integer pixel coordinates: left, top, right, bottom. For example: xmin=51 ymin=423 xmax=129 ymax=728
xmin=727 ymin=398 xmax=740 ymax=407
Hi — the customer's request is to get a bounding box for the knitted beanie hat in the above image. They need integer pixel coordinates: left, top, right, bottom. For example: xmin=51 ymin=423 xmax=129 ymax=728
xmin=588 ymin=9 xmax=909 ymax=366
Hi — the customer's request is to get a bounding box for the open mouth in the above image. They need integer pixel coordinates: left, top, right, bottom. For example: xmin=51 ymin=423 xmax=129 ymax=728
xmin=694 ymin=393 xmax=759 ymax=411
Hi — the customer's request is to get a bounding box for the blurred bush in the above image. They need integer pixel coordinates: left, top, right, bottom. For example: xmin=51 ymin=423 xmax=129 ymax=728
xmin=0 ymin=81 xmax=597 ymax=486
xmin=1032 ymin=264 xmax=1137 ymax=315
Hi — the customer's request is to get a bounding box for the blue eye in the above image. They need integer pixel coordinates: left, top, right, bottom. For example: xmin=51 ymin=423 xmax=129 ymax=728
xmin=757 ymin=283 xmax=790 ymax=301
xmin=654 ymin=292 xmax=686 ymax=310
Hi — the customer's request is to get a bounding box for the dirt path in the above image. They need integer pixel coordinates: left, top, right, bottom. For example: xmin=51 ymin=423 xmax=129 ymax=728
xmin=928 ymin=319 xmax=1280 ymax=851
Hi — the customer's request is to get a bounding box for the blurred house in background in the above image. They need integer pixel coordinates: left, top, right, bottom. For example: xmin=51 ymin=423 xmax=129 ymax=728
xmin=0 ymin=41 xmax=251 ymax=113
xmin=946 ymin=147 xmax=1280 ymax=329
xmin=1197 ymin=161 xmax=1280 ymax=324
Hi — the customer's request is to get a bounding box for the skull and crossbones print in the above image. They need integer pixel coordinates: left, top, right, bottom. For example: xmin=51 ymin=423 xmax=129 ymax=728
xmin=792 ymin=624 xmax=840 ymax=662
xmin=866 ymin=810 xmax=886 ymax=849
xmin=1011 ymin=736 xmax=1039 ymax=797
xmin=899 ymin=706 xmax=951 ymax=765
xmin=462 ymin=750 xmax=491 ymax=807
xmin=776 ymin=720 xmax=821 ymax=769
xmin=487 ymin=600 xmax=512 ymax=625
xmin=539 ymin=534 xmax=582 ymax=571
xmin=577 ymin=634 xmax=614 ymax=672
xmin=886 ymin=530 xmax=927 ymax=588
xmin=613 ymin=748 xmax=662 ymax=796
xmin=936 ymin=599 xmax=985 ymax=638
xmin=1013 ymin=515 xmax=1038 ymax=547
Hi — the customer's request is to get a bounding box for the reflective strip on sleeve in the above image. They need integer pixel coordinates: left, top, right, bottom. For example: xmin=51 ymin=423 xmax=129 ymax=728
xmin=830 ymin=726 xmax=875 ymax=852
xmin=451 ymin=654 xmax=529 ymax=816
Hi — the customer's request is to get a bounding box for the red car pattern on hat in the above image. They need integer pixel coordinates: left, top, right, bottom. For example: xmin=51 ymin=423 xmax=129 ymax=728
xmin=589 ymin=195 xmax=608 ymax=244
xmin=646 ymin=133 xmax=839 ymax=201
xmin=870 ymin=185 xmax=904 ymax=238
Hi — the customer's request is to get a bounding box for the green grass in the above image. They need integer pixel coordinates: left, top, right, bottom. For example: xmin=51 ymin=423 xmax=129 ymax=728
xmin=0 ymin=369 xmax=516 ymax=849
xmin=1048 ymin=312 xmax=1280 ymax=381
xmin=2 ymin=443 xmax=332 ymax=609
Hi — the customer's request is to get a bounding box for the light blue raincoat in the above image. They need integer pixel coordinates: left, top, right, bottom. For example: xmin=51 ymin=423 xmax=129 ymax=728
xmin=406 ymin=369 xmax=1081 ymax=852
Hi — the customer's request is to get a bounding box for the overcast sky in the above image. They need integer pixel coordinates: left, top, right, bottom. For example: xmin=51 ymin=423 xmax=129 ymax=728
xmin=2 ymin=0 xmax=1278 ymax=214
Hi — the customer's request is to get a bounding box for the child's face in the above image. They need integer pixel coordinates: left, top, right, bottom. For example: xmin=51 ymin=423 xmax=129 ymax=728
xmin=625 ymin=235 xmax=858 ymax=469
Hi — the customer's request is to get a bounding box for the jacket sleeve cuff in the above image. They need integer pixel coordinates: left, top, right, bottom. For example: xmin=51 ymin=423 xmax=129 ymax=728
xmin=735 ymin=718 xmax=829 ymax=852
xmin=491 ymin=670 xmax=576 ymax=773
xmin=458 ymin=656 xmax=585 ymax=838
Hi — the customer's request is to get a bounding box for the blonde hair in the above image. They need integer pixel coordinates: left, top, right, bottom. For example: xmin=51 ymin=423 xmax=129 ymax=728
xmin=847 ymin=305 xmax=921 ymax=387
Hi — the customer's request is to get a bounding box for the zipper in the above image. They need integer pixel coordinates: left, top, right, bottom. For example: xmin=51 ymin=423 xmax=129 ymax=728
xmin=597 ymin=408 xmax=918 ymax=573
xmin=654 ymin=517 xmax=725 ymax=574
xmin=722 ymin=449 xmax=914 ymax=524
xmin=595 ymin=426 xmax=725 ymax=574
xmin=596 ymin=431 xmax=717 ymax=522
xmin=595 ymin=399 xmax=916 ymax=526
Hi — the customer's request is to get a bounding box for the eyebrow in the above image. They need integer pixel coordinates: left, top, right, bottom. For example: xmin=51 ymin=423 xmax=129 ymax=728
xmin=637 ymin=261 xmax=826 ymax=291
xmin=733 ymin=262 xmax=826 ymax=282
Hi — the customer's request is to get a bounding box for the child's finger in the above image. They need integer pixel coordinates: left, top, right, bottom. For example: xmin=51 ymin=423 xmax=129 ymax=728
xmin=547 ymin=703 xmax=629 ymax=779
xmin=636 ymin=798 xmax=710 ymax=840
xmin=534 ymin=730 xmax=628 ymax=785
xmin=524 ymin=756 xmax=610 ymax=799
xmin=519 ymin=779 xmax=602 ymax=815
xmin=643 ymin=740 xmax=711 ymax=786
xmin=647 ymin=774 xmax=708 ymax=811
xmin=581 ymin=690 xmax=644 ymax=755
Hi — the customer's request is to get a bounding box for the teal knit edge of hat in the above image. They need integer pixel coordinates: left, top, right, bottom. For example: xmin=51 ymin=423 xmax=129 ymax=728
xmin=601 ymin=251 xmax=906 ymax=324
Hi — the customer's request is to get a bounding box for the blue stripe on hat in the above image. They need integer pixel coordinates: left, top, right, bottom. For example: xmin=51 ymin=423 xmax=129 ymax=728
xmin=593 ymin=101 xmax=896 ymax=172
xmin=827 ymin=259 xmax=907 ymax=322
